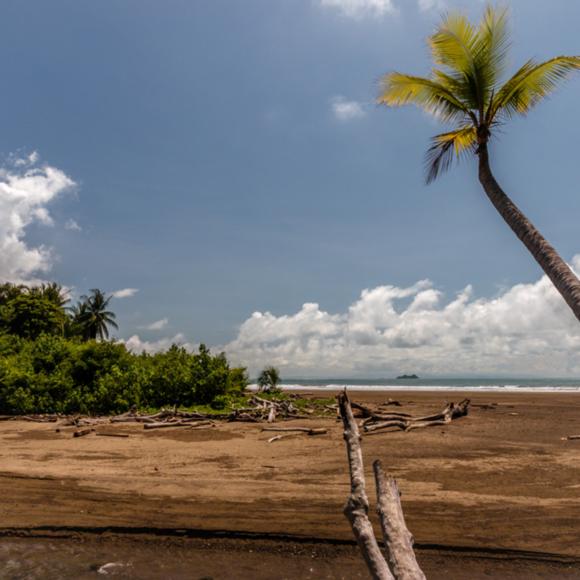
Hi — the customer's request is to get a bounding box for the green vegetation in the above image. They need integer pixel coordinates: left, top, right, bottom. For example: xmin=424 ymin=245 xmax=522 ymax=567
xmin=0 ymin=282 xmax=249 ymax=415
xmin=257 ymin=365 xmax=280 ymax=393
xmin=378 ymin=5 xmax=580 ymax=322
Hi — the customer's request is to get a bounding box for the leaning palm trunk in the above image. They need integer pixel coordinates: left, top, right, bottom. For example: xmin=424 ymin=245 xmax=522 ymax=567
xmin=378 ymin=6 xmax=580 ymax=323
xmin=478 ymin=144 xmax=580 ymax=322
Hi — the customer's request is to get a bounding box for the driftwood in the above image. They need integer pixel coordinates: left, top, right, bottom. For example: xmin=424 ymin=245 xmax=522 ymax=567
xmin=268 ymin=434 xmax=298 ymax=443
xmin=73 ymin=429 xmax=93 ymax=438
xmin=338 ymin=391 xmax=393 ymax=580
xmin=373 ymin=461 xmax=425 ymax=580
xmin=364 ymin=400 xmax=470 ymax=434
xmin=21 ymin=415 xmax=59 ymax=423
xmin=143 ymin=421 xmax=193 ymax=430
xmin=96 ymin=432 xmax=130 ymax=438
xmin=339 ymin=391 xmax=425 ymax=580
xmin=7 ymin=395 xmax=322 ymax=433
xmin=261 ymin=427 xmax=327 ymax=435
xmin=564 ymin=435 xmax=580 ymax=440
xmin=189 ymin=421 xmax=215 ymax=430
xmin=263 ymin=426 xmax=327 ymax=442
xmin=227 ymin=396 xmax=312 ymax=423
xmin=379 ymin=399 xmax=403 ymax=407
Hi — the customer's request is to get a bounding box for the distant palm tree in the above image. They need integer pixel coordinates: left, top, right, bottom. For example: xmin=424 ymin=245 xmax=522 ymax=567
xmin=378 ymin=6 xmax=580 ymax=321
xmin=257 ymin=366 xmax=281 ymax=393
xmin=77 ymin=289 xmax=118 ymax=340
xmin=36 ymin=282 xmax=69 ymax=308
xmin=67 ymin=300 xmax=89 ymax=339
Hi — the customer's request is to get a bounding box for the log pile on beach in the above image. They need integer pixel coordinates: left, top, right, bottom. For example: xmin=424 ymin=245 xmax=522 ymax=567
xmin=0 ymin=395 xmax=475 ymax=444
xmin=4 ymin=394 xmax=336 ymax=437
xmin=352 ymin=398 xmax=471 ymax=434
xmin=229 ymin=395 xmax=322 ymax=423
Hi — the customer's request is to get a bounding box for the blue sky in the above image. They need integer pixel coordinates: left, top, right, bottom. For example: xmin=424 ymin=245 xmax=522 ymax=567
xmin=2 ymin=0 xmax=580 ymax=376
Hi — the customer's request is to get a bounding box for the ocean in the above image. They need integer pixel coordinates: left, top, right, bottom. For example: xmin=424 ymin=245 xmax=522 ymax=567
xmin=248 ymin=377 xmax=580 ymax=393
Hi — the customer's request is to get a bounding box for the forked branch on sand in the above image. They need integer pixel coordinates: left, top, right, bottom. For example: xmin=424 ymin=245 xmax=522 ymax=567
xmin=357 ymin=399 xmax=470 ymax=434
xmin=338 ymin=390 xmax=426 ymax=580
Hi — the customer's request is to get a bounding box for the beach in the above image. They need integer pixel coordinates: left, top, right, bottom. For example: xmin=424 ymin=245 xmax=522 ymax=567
xmin=2 ymin=390 xmax=580 ymax=578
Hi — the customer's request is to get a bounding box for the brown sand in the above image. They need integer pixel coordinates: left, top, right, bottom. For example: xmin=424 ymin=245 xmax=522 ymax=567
xmin=1 ymin=390 xmax=580 ymax=578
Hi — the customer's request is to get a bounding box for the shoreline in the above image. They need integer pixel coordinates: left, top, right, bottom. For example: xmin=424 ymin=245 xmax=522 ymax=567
xmin=266 ymin=385 xmax=580 ymax=393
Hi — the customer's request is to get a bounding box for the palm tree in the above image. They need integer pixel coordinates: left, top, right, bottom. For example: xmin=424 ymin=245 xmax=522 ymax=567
xmin=257 ymin=365 xmax=281 ymax=393
xmin=67 ymin=300 xmax=89 ymax=339
xmin=36 ymin=282 xmax=69 ymax=308
xmin=77 ymin=289 xmax=119 ymax=340
xmin=378 ymin=6 xmax=580 ymax=321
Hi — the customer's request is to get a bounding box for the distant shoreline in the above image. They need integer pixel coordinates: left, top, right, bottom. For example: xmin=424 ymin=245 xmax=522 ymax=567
xmin=248 ymin=383 xmax=580 ymax=393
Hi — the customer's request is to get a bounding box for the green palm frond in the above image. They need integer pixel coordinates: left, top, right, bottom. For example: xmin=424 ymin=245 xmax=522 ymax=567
xmin=426 ymin=126 xmax=477 ymax=184
xmin=429 ymin=12 xmax=478 ymax=77
xmin=378 ymin=4 xmax=580 ymax=183
xmin=473 ymin=6 xmax=510 ymax=98
xmin=377 ymin=73 xmax=474 ymax=123
xmin=490 ymin=56 xmax=580 ymax=121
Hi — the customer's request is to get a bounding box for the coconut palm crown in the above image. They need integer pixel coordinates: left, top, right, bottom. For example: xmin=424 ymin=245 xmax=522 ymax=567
xmin=77 ymin=289 xmax=119 ymax=341
xmin=378 ymin=5 xmax=580 ymax=322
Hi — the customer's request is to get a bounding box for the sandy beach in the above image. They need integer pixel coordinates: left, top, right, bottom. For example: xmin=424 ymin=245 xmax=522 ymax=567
xmin=2 ymin=390 xmax=580 ymax=578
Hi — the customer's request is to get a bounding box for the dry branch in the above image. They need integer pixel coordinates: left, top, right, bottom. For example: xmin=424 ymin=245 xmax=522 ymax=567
xmin=96 ymin=432 xmax=130 ymax=438
xmin=73 ymin=429 xmax=93 ymax=438
xmin=373 ymin=460 xmax=425 ymax=580
xmin=261 ymin=427 xmax=327 ymax=435
xmin=267 ymin=433 xmax=299 ymax=443
xmin=338 ymin=391 xmax=394 ymax=580
xmin=143 ymin=421 xmax=193 ymax=430
xmin=363 ymin=399 xmax=470 ymax=434
xmin=339 ymin=390 xmax=426 ymax=580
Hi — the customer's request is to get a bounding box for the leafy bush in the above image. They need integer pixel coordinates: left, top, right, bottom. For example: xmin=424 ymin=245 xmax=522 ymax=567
xmin=0 ymin=281 xmax=253 ymax=415
xmin=0 ymin=335 xmax=249 ymax=415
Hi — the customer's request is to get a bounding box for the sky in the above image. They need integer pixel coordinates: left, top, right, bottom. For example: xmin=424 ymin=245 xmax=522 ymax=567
xmin=1 ymin=0 xmax=580 ymax=377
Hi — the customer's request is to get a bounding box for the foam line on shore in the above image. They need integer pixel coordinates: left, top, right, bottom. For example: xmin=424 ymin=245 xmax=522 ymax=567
xmin=248 ymin=384 xmax=580 ymax=393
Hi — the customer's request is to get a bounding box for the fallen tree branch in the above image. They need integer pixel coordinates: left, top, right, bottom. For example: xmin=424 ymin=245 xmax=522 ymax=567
xmin=73 ymin=429 xmax=93 ymax=438
xmin=338 ymin=391 xmax=394 ymax=580
xmin=373 ymin=460 xmax=425 ymax=580
xmin=363 ymin=399 xmax=470 ymax=434
xmin=143 ymin=421 xmax=193 ymax=430
xmin=96 ymin=432 xmax=130 ymax=438
xmin=267 ymin=433 xmax=299 ymax=443
xmin=261 ymin=427 xmax=327 ymax=435
xmin=339 ymin=390 xmax=426 ymax=580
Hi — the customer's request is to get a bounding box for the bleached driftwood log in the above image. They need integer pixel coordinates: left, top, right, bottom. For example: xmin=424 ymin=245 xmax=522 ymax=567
xmin=261 ymin=426 xmax=327 ymax=435
xmin=373 ymin=460 xmax=425 ymax=580
xmin=338 ymin=391 xmax=395 ymax=580
xmin=364 ymin=400 xmax=470 ymax=434
xmin=338 ymin=390 xmax=426 ymax=580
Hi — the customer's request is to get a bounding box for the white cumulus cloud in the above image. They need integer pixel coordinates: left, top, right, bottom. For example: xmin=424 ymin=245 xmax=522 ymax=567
xmin=319 ymin=0 xmax=396 ymax=18
xmin=141 ymin=318 xmax=169 ymax=331
xmin=224 ymin=258 xmax=580 ymax=378
xmin=111 ymin=288 xmax=139 ymax=299
xmin=331 ymin=96 xmax=367 ymax=121
xmin=123 ymin=333 xmax=193 ymax=354
xmin=0 ymin=152 xmax=76 ymax=283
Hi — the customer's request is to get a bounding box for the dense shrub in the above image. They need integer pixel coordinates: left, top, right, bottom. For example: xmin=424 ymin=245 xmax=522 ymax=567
xmin=0 ymin=281 xmax=251 ymax=415
xmin=0 ymin=335 xmax=248 ymax=415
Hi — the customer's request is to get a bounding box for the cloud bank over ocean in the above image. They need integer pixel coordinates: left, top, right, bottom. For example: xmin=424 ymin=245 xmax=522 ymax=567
xmin=221 ymin=258 xmax=580 ymax=377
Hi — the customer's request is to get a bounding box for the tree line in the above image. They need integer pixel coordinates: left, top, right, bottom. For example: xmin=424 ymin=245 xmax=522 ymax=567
xmin=0 ymin=282 xmax=249 ymax=415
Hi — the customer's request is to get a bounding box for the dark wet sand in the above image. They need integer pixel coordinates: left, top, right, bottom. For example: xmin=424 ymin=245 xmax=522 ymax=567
xmin=1 ymin=390 xmax=580 ymax=578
